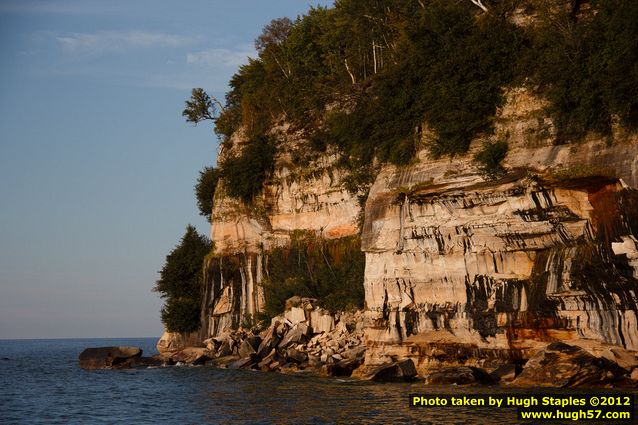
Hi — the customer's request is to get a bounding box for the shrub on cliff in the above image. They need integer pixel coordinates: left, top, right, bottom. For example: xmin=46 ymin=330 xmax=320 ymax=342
xmin=261 ymin=232 xmax=365 ymax=318
xmin=195 ymin=167 xmax=221 ymax=221
xmin=154 ymin=225 xmax=211 ymax=333
xmin=218 ymin=135 xmax=276 ymax=203
xmin=530 ymin=0 xmax=638 ymax=140
xmin=328 ymin=1 xmax=523 ymax=161
xmin=474 ymin=140 xmax=508 ymax=179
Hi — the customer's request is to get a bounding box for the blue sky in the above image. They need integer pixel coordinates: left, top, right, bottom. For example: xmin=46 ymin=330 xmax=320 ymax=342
xmin=0 ymin=0 xmax=332 ymax=339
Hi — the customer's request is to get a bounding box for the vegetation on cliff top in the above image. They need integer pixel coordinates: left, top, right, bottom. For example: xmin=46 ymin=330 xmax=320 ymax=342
xmin=154 ymin=225 xmax=211 ymax=333
xmin=183 ymin=0 xmax=638 ymax=205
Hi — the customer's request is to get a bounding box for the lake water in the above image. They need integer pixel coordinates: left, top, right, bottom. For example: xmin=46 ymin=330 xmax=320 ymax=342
xmin=0 ymin=338 xmax=635 ymax=424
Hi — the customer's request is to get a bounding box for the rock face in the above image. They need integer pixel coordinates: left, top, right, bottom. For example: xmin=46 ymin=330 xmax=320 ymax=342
xmin=199 ymin=125 xmax=361 ymax=341
xmin=79 ymin=347 xmax=142 ymax=369
xmin=165 ymin=87 xmax=638 ymax=384
xmin=360 ymin=88 xmax=638 ymax=376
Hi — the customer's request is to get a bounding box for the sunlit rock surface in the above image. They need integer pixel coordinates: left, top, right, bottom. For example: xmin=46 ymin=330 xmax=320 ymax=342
xmin=185 ymin=88 xmax=638 ymax=382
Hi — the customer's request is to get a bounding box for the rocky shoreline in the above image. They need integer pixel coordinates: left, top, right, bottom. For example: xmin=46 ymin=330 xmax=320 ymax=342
xmin=81 ymin=298 xmax=638 ymax=389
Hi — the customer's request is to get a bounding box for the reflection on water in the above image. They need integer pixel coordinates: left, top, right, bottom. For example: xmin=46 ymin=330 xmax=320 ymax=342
xmin=0 ymin=338 xmax=636 ymax=424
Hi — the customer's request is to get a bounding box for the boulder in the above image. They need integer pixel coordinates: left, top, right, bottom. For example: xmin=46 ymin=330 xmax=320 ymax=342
xmin=279 ymin=323 xmax=311 ymax=348
xmin=257 ymin=324 xmax=281 ymax=357
xmin=171 ymin=348 xmax=210 ymax=365
xmin=512 ymin=342 xmax=627 ymax=388
xmin=425 ymin=366 xmax=498 ymax=385
xmin=310 ymin=310 xmax=334 ymax=333
xmin=238 ymin=340 xmax=257 ymax=358
xmin=284 ymin=307 xmax=307 ymax=325
xmin=245 ymin=335 xmax=262 ymax=352
xmin=228 ymin=354 xmax=260 ymax=369
xmin=328 ymin=357 xmax=364 ymax=377
xmin=285 ymin=296 xmax=303 ymax=310
xmin=79 ymin=347 xmax=142 ymax=369
xmin=343 ymin=345 xmax=366 ymax=361
xmin=156 ymin=330 xmax=199 ymax=354
xmin=216 ymin=340 xmax=233 ymax=358
xmin=129 ymin=355 xmax=167 ymax=368
xmin=610 ymin=347 xmax=638 ymax=371
xmin=286 ymin=347 xmax=308 ymax=363
xmin=367 ymin=359 xmax=418 ymax=382
xmin=206 ymin=355 xmax=239 ymax=368
xmin=489 ymin=364 xmax=520 ymax=384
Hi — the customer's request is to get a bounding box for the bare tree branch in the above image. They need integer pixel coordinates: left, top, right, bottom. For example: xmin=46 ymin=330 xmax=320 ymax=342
xmin=344 ymin=59 xmax=357 ymax=85
xmin=469 ymin=0 xmax=488 ymax=12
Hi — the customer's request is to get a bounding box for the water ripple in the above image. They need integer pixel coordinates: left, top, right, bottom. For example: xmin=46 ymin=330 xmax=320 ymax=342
xmin=1 ymin=339 xmax=636 ymax=424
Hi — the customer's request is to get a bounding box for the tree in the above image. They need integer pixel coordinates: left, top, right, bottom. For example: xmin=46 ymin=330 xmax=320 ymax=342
xmin=195 ymin=167 xmax=221 ymax=220
xmin=255 ymin=17 xmax=293 ymax=79
xmin=182 ymin=88 xmax=225 ymax=125
xmin=154 ymin=225 xmax=211 ymax=333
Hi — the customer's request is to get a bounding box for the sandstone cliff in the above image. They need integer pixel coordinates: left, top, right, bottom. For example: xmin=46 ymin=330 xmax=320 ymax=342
xmin=165 ymin=87 xmax=638 ymax=381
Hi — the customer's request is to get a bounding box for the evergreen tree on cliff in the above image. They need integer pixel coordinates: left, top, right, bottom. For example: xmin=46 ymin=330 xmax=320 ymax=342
xmin=154 ymin=225 xmax=211 ymax=333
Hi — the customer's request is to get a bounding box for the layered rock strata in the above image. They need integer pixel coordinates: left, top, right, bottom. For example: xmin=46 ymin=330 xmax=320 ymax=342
xmin=360 ymin=88 xmax=638 ymax=376
xmin=174 ymin=88 xmax=638 ymax=384
xmin=362 ymin=170 xmax=638 ymax=376
xmin=200 ymin=126 xmax=361 ymax=342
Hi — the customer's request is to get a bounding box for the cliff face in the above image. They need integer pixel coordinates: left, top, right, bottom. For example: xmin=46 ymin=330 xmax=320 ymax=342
xmin=198 ymin=88 xmax=638 ymax=375
xmin=200 ymin=124 xmax=361 ymax=340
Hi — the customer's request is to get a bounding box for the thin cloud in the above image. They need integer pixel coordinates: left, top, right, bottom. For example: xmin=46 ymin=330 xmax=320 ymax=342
xmin=56 ymin=31 xmax=196 ymax=53
xmin=0 ymin=0 xmax=119 ymax=15
xmin=186 ymin=47 xmax=255 ymax=68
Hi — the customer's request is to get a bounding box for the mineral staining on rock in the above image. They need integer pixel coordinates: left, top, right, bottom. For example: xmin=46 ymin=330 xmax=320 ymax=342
xmin=363 ymin=170 xmax=638 ymax=376
xmin=161 ymin=83 xmax=638 ymax=385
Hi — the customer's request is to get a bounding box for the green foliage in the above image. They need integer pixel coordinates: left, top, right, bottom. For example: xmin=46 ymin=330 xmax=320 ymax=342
xmin=195 ymin=167 xmax=221 ymax=220
xmin=218 ymin=135 xmax=276 ymax=203
xmin=529 ymin=0 xmax=638 ymax=141
xmin=182 ymin=88 xmax=218 ymax=124
xmin=210 ymin=0 xmax=523 ymax=167
xmin=474 ymin=140 xmax=509 ymax=179
xmin=549 ymin=165 xmax=616 ymax=181
xmin=160 ymin=297 xmax=201 ymax=334
xmin=261 ymin=232 xmax=365 ymax=319
xmin=154 ymin=225 xmax=211 ymax=333
xmin=187 ymin=0 xmax=637 ymax=197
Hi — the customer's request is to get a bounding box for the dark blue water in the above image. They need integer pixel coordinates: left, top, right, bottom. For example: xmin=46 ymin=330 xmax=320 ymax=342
xmin=0 ymin=338 xmax=635 ymax=424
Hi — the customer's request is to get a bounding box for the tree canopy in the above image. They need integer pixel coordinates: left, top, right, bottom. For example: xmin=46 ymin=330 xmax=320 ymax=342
xmin=184 ymin=0 xmax=638 ymax=202
xmin=154 ymin=225 xmax=211 ymax=333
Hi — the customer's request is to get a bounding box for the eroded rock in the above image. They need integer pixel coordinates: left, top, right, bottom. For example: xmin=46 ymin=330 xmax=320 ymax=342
xmin=78 ymin=347 xmax=142 ymax=370
xmin=365 ymin=359 xmax=418 ymax=382
xmin=512 ymin=342 xmax=627 ymax=388
xmin=170 ymin=348 xmax=210 ymax=365
xmin=426 ymin=366 xmax=498 ymax=385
